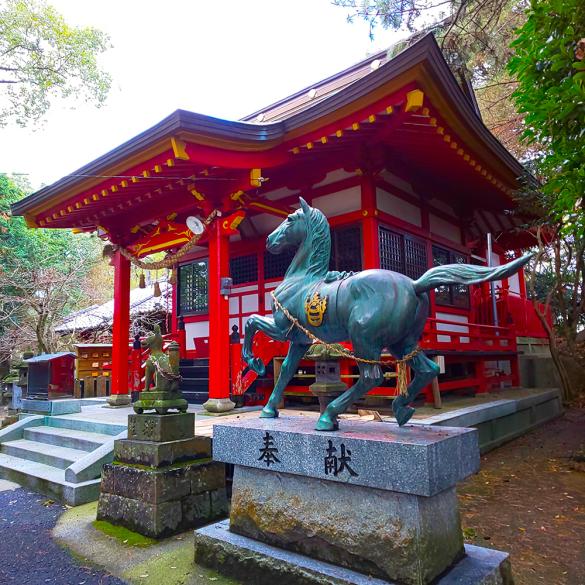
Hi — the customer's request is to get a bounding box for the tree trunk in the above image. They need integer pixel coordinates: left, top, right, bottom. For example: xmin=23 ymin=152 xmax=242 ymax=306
xmin=532 ymin=299 xmax=573 ymax=401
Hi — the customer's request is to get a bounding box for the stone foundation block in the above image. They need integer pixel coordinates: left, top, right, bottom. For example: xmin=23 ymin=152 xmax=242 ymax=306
xmin=182 ymin=493 xmax=212 ymax=526
xmin=190 ymin=460 xmax=225 ymax=493
xmin=97 ymin=493 xmax=182 ymax=538
xmin=97 ymin=456 xmax=228 ymax=538
xmin=195 ymin=520 xmax=514 ymax=585
xmin=230 ymin=466 xmax=463 ymax=585
xmin=114 ymin=435 xmax=210 ymax=468
xmin=213 ymin=416 xmax=479 ymax=496
xmin=210 ymin=488 xmax=229 ymax=517
xmin=209 ymin=416 xmax=490 ymax=585
xmin=127 ymin=412 xmax=194 ymax=442
xmin=100 ymin=463 xmax=191 ymax=504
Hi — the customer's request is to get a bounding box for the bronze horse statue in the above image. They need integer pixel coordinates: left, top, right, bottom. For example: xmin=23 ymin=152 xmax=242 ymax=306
xmin=243 ymin=198 xmax=530 ymax=430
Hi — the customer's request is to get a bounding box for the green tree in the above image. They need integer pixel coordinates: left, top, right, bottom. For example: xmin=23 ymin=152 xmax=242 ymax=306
xmin=0 ymin=0 xmax=111 ymax=126
xmin=0 ymin=173 xmax=91 ymax=271
xmin=334 ymin=0 xmax=533 ymax=157
xmin=508 ymin=0 xmax=585 ymax=236
xmin=0 ymin=174 xmax=107 ymax=359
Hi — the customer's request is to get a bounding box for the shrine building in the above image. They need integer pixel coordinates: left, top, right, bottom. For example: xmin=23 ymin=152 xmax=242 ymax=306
xmin=12 ymin=34 xmax=546 ymax=412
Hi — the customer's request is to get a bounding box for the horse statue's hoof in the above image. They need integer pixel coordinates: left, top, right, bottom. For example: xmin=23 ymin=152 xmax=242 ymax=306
xmin=315 ymin=413 xmax=338 ymax=431
xmin=394 ymin=405 xmax=415 ymax=426
xmin=260 ymin=405 xmax=279 ymax=418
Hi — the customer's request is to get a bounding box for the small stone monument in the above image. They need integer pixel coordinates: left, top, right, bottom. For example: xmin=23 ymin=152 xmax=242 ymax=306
xmin=194 ymin=417 xmax=513 ymax=584
xmin=96 ymin=326 xmax=228 ymax=538
xmin=97 ymin=412 xmax=228 ymax=538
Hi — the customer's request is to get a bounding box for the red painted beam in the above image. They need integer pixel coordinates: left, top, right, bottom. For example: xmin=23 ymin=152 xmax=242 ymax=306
xmin=360 ymin=174 xmax=380 ymax=269
xmin=204 ymin=219 xmax=233 ymax=411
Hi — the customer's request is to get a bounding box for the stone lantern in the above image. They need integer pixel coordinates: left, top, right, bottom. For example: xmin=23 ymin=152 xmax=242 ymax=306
xmin=304 ymin=343 xmax=347 ymax=415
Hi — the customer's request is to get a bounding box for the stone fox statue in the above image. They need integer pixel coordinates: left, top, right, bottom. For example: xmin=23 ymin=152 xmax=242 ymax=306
xmin=134 ymin=325 xmax=187 ymax=415
xmin=242 ymin=197 xmax=531 ymax=431
xmin=142 ymin=325 xmax=179 ymax=395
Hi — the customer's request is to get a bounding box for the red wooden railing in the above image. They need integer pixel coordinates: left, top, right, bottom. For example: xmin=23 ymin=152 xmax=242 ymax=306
xmin=421 ymin=318 xmax=516 ymax=353
xmin=473 ymin=288 xmax=550 ymax=339
xmin=230 ymin=314 xmax=519 ymax=400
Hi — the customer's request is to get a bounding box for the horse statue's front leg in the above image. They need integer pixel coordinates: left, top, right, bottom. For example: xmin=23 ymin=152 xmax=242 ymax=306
xmin=261 ymin=342 xmax=310 ymax=419
xmin=242 ymin=314 xmax=287 ymax=377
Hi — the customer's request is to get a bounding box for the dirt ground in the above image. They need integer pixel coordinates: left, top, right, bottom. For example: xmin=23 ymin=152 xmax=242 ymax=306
xmin=458 ymin=407 xmax=585 ymax=585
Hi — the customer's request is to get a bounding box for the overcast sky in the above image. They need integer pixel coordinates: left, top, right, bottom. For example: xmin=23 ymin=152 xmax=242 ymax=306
xmin=1 ymin=0 xmax=404 ymax=191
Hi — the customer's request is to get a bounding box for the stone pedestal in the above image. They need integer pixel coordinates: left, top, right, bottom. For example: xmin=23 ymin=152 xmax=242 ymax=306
xmin=203 ymin=397 xmax=236 ymax=413
xmin=97 ymin=413 xmax=228 ymax=538
xmin=106 ymin=393 xmax=131 ymax=408
xmin=195 ymin=416 xmax=513 ymax=585
xmin=22 ymin=398 xmax=81 ymax=415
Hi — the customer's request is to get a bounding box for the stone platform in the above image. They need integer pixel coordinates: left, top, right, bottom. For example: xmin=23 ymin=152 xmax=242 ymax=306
xmin=97 ymin=412 xmax=228 ymax=538
xmin=197 ymin=416 xmax=509 ymax=585
xmin=195 ymin=520 xmax=513 ymax=585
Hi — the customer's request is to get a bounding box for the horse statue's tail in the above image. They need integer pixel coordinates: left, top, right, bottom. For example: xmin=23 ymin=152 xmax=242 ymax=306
xmin=412 ymin=253 xmax=532 ymax=294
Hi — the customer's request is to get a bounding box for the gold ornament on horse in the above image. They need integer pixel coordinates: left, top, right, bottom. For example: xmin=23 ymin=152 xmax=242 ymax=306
xmin=305 ymin=291 xmax=327 ymax=326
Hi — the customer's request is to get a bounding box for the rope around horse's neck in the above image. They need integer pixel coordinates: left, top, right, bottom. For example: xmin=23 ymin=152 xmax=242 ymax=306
xmin=270 ymin=291 xmax=421 ymax=396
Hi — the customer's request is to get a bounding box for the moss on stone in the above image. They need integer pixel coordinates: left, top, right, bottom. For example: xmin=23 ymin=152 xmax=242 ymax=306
xmin=92 ymin=519 xmax=157 ymax=547
xmin=123 ymin=541 xmax=237 ymax=585
xmin=112 ymin=457 xmax=212 ymax=472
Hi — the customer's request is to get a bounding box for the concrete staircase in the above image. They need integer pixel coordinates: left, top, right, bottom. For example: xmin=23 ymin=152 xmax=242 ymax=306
xmin=0 ymin=415 xmax=126 ymax=505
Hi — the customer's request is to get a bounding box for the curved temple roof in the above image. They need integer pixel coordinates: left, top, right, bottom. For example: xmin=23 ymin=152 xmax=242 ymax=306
xmin=12 ymin=34 xmax=527 ymax=227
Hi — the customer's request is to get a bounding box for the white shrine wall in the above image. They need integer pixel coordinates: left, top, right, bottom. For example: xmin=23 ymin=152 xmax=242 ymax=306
xmin=376 ymin=187 xmax=422 ymax=228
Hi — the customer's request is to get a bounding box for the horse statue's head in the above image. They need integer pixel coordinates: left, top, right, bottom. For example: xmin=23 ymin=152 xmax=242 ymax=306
xmin=267 ymin=197 xmax=325 ymax=251
xmin=266 ymin=197 xmax=331 ymax=277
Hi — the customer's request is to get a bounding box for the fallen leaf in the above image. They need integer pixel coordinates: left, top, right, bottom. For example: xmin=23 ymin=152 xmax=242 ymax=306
xmin=357 ymin=409 xmax=383 ymax=421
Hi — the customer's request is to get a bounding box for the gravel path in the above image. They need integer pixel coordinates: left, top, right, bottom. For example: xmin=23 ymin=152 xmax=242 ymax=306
xmin=0 ymin=487 xmax=126 ymax=585
xmin=459 ymin=407 xmax=585 ymax=584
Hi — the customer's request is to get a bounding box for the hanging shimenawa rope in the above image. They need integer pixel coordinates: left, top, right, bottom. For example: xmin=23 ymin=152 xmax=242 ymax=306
xmin=102 ymin=210 xmax=220 ymax=271
xmin=270 ymin=290 xmax=422 ymax=396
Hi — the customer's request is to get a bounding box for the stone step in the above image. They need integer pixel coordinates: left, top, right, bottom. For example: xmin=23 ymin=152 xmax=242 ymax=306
xmin=0 ymin=439 xmax=87 ymax=469
xmin=180 ymin=365 xmax=210 ymax=376
xmin=0 ymin=453 xmax=100 ymax=506
xmin=180 ymin=358 xmax=209 ymax=367
xmin=24 ymin=426 xmax=113 ymax=452
xmin=46 ymin=416 xmax=126 ymax=436
xmin=180 ymin=378 xmax=209 ymax=389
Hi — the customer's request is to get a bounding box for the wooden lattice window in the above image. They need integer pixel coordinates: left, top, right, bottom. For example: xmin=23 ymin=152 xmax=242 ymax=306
xmin=379 ymin=226 xmax=428 ymax=279
xmin=432 ymin=246 xmax=469 ymax=308
xmin=230 ymin=254 xmax=258 ymax=285
xmin=330 ymin=225 xmax=362 ymax=272
xmin=178 ymin=260 xmax=208 ymax=314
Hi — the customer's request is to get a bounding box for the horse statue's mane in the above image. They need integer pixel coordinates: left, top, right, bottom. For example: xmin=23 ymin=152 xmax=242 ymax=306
xmin=285 ymin=204 xmax=330 ymax=279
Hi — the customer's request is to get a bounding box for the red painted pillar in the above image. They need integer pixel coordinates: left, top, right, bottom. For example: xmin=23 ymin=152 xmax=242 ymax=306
xmin=108 ymin=251 xmax=131 ymax=406
xmin=361 ymin=175 xmax=380 ymax=269
xmin=203 ymin=220 xmax=235 ymax=412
